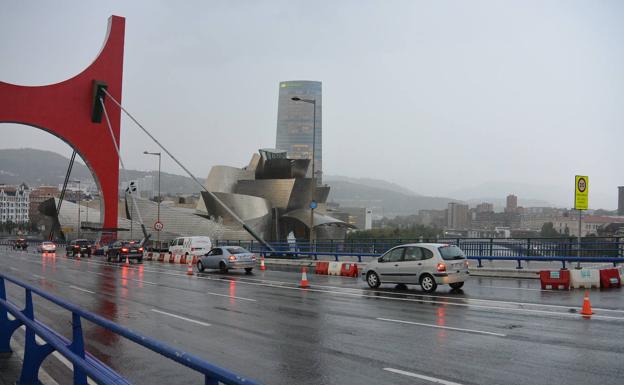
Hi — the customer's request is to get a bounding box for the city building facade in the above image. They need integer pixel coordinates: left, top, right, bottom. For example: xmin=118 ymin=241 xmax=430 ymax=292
xmin=505 ymin=194 xmax=518 ymax=213
xmin=29 ymin=186 xmax=60 ymax=225
xmin=447 ymin=202 xmax=469 ymax=229
xmin=275 ymin=80 xmax=322 ymax=184
xmin=553 ymin=215 xmax=624 ymax=237
xmin=0 ymin=184 xmax=30 ymax=223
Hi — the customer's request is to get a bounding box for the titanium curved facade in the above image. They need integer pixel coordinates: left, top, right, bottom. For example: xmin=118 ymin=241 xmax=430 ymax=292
xmin=276 ymin=81 xmax=322 ymax=184
xmin=196 ymin=148 xmax=353 ymax=242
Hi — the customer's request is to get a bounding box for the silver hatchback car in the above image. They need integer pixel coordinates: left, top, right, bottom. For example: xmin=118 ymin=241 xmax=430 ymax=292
xmin=361 ymin=243 xmax=469 ymax=292
xmin=197 ymin=246 xmax=257 ymax=274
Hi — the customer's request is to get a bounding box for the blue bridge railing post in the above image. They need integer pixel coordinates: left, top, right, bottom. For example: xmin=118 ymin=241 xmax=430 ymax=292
xmin=18 ymin=289 xmax=54 ymax=385
xmin=0 ymin=277 xmax=21 ymax=353
xmin=70 ymin=313 xmax=88 ymax=385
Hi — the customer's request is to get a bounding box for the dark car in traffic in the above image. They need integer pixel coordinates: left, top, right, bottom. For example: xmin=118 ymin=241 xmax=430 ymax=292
xmin=65 ymin=239 xmax=92 ymax=258
xmin=106 ymin=241 xmax=144 ymax=263
xmin=12 ymin=238 xmax=28 ymax=250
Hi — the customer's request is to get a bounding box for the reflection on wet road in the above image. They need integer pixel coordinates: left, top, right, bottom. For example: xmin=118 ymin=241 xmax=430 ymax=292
xmin=1 ymin=249 xmax=623 ymax=385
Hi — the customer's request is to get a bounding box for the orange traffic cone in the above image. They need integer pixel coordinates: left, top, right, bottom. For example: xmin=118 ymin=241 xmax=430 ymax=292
xmin=191 ymin=255 xmax=198 ymax=265
xmin=580 ymin=291 xmax=593 ymax=316
xmin=299 ymin=267 xmax=309 ymax=288
xmin=187 ymin=260 xmax=194 ymax=276
xmin=125 ymin=255 xmax=130 ymax=264
xmin=260 ymin=256 xmax=266 ymax=271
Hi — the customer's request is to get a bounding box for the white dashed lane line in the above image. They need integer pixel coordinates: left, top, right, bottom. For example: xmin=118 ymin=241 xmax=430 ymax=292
xmin=384 ymin=368 xmax=464 ymax=385
xmin=151 ymin=309 xmax=211 ymax=327
xmin=376 ymin=317 xmax=507 ymax=337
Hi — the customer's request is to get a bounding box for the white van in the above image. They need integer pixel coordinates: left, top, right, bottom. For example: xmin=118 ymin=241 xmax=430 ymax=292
xmin=168 ymin=236 xmax=212 ymax=257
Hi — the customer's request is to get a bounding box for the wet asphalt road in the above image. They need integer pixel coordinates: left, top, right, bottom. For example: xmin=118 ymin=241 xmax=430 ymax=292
xmin=1 ymin=249 xmax=624 ymax=385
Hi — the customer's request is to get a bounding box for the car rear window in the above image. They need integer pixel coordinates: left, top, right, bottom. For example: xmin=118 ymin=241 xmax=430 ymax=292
xmin=227 ymin=247 xmax=248 ymax=254
xmin=76 ymin=240 xmax=90 ymax=246
xmin=438 ymin=245 xmax=465 ymax=260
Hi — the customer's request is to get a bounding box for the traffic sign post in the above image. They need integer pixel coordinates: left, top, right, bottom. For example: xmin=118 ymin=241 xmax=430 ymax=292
xmin=154 ymin=221 xmax=164 ymax=232
xmin=574 ymin=175 xmax=589 ymax=269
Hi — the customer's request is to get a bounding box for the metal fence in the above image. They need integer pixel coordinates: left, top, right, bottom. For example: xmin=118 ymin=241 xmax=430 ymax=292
xmin=217 ymin=237 xmax=624 ymax=258
xmin=0 ymin=273 xmax=262 ymax=385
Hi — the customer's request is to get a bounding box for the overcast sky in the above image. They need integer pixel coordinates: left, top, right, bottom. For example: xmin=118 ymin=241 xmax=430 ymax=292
xmin=1 ymin=1 xmax=622 ymax=209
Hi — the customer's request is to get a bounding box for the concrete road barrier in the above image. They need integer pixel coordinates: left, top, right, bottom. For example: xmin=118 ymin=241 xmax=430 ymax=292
xmin=328 ymin=262 xmax=342 ymax=276
xmin=570 ymin=268 xmax=600 ymax=289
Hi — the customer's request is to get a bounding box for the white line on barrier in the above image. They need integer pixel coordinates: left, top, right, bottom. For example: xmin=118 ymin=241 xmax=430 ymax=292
xmin=384 ymin=368 xmax=464 ymax=385
xmin=69 ymin=285 xmax=95 ymax=294
xmin=376 ymin=317 xmax=506 ymax=337
xmin=151 ymin=309 xmax=211 ymax=327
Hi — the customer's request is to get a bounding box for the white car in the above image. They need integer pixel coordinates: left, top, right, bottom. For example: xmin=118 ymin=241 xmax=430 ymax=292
xmin=36 ymin=241 xmax=57 ymax=253
xmin=168 ymin=236 xmax=212 ymax=258
xmin=361 ymin=243 xmax=470 ymax=293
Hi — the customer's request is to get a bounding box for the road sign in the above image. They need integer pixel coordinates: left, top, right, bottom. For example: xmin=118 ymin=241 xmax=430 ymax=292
xmin=154 ymin=221 xmax=164 ymax=231
xmin=309 ymin=200 xmax=317 ymax=210
xmin=575 ymin=175 xmax=589 ymax=210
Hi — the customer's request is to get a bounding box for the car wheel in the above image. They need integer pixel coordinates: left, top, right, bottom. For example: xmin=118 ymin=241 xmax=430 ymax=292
xmin=219 ymin=261 xmax=228 ymax=274
xmin=366 ymin=271 xmax=381 ymax=288
xmin=197 ymin=261 xmax=205 ymax=272
xmin=449 ymin=282 xmax=464 ymax=290
xmin=244 ymin=267 xmax=253 ymax=275
xmin=106 ymin=254 xmax=111 ymax=262
xmin=420 ymin=274 xmax=438 ymax=293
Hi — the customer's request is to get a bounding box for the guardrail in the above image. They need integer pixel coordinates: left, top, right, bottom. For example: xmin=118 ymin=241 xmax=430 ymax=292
xmin=219 ymin=236 xmax=624 ymax=258
xmin=0 ymin=273 xmax=262 ymax=385
xmin=258 ymin=250 xmax=624 ymax=270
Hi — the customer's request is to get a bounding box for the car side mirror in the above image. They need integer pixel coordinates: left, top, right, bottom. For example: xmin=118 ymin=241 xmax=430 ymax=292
xmin=378 ymin=257 xmax=384 ymax=263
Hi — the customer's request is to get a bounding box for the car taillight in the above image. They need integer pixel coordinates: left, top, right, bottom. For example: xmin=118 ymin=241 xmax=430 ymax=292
xmin=121 ymin=247 xmax=129 ymax=253
xmin=228 ymin=255 xmax=237 ymax=261
xmin=138 ymin=247 xmax=144 ymax=252
xmin=437 ymin=263 xmax=446 ymax=272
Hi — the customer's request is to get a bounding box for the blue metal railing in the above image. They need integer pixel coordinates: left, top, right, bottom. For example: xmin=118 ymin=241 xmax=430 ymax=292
xmin=257 ymin=250 xmax=624 ymax=270
xmin=0 ymin=273 xmax=262 ymax=385
xmin=217 ymin=236 xmax=624 ymax=259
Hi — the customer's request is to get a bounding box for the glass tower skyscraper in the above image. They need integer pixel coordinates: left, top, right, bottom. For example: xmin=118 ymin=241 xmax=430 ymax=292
xmin=275 ymin=80 xmax=322 ymax=184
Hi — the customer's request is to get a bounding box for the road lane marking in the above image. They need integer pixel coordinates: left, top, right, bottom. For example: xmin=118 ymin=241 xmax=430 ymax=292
xmin=377 ymin=317 xmax=506 ymax=337
xmin=206 ymin=291 xmax=257 ymax=302
xmin=151 ymin=309 xmax=211 ymax=327
xmin=384 ymin=368 xmax=464 ymax=385
xmin=69 ymin=285 xmax=96 ymax=294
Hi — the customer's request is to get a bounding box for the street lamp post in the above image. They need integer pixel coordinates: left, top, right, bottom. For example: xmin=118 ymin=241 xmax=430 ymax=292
xmin=291 ymin=96 xmax=317 ymax=249
xmin=72 ymin=180 xmax=81 ymax=238
xmin=144 ymin=151 xmax=162 ymax=246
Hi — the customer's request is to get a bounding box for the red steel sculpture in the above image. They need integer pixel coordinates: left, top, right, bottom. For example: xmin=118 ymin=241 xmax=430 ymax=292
xmin=0 ymin=16 xmax=125 ymax=235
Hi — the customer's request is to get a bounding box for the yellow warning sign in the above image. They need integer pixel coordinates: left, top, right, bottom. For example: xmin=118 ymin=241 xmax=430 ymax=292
xmin=574 ymin=175 xmax=589 ymax=210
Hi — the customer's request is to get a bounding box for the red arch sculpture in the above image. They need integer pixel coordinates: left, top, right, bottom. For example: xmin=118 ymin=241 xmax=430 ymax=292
xmin=0 ymin=16 xmax=125 ymax=234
